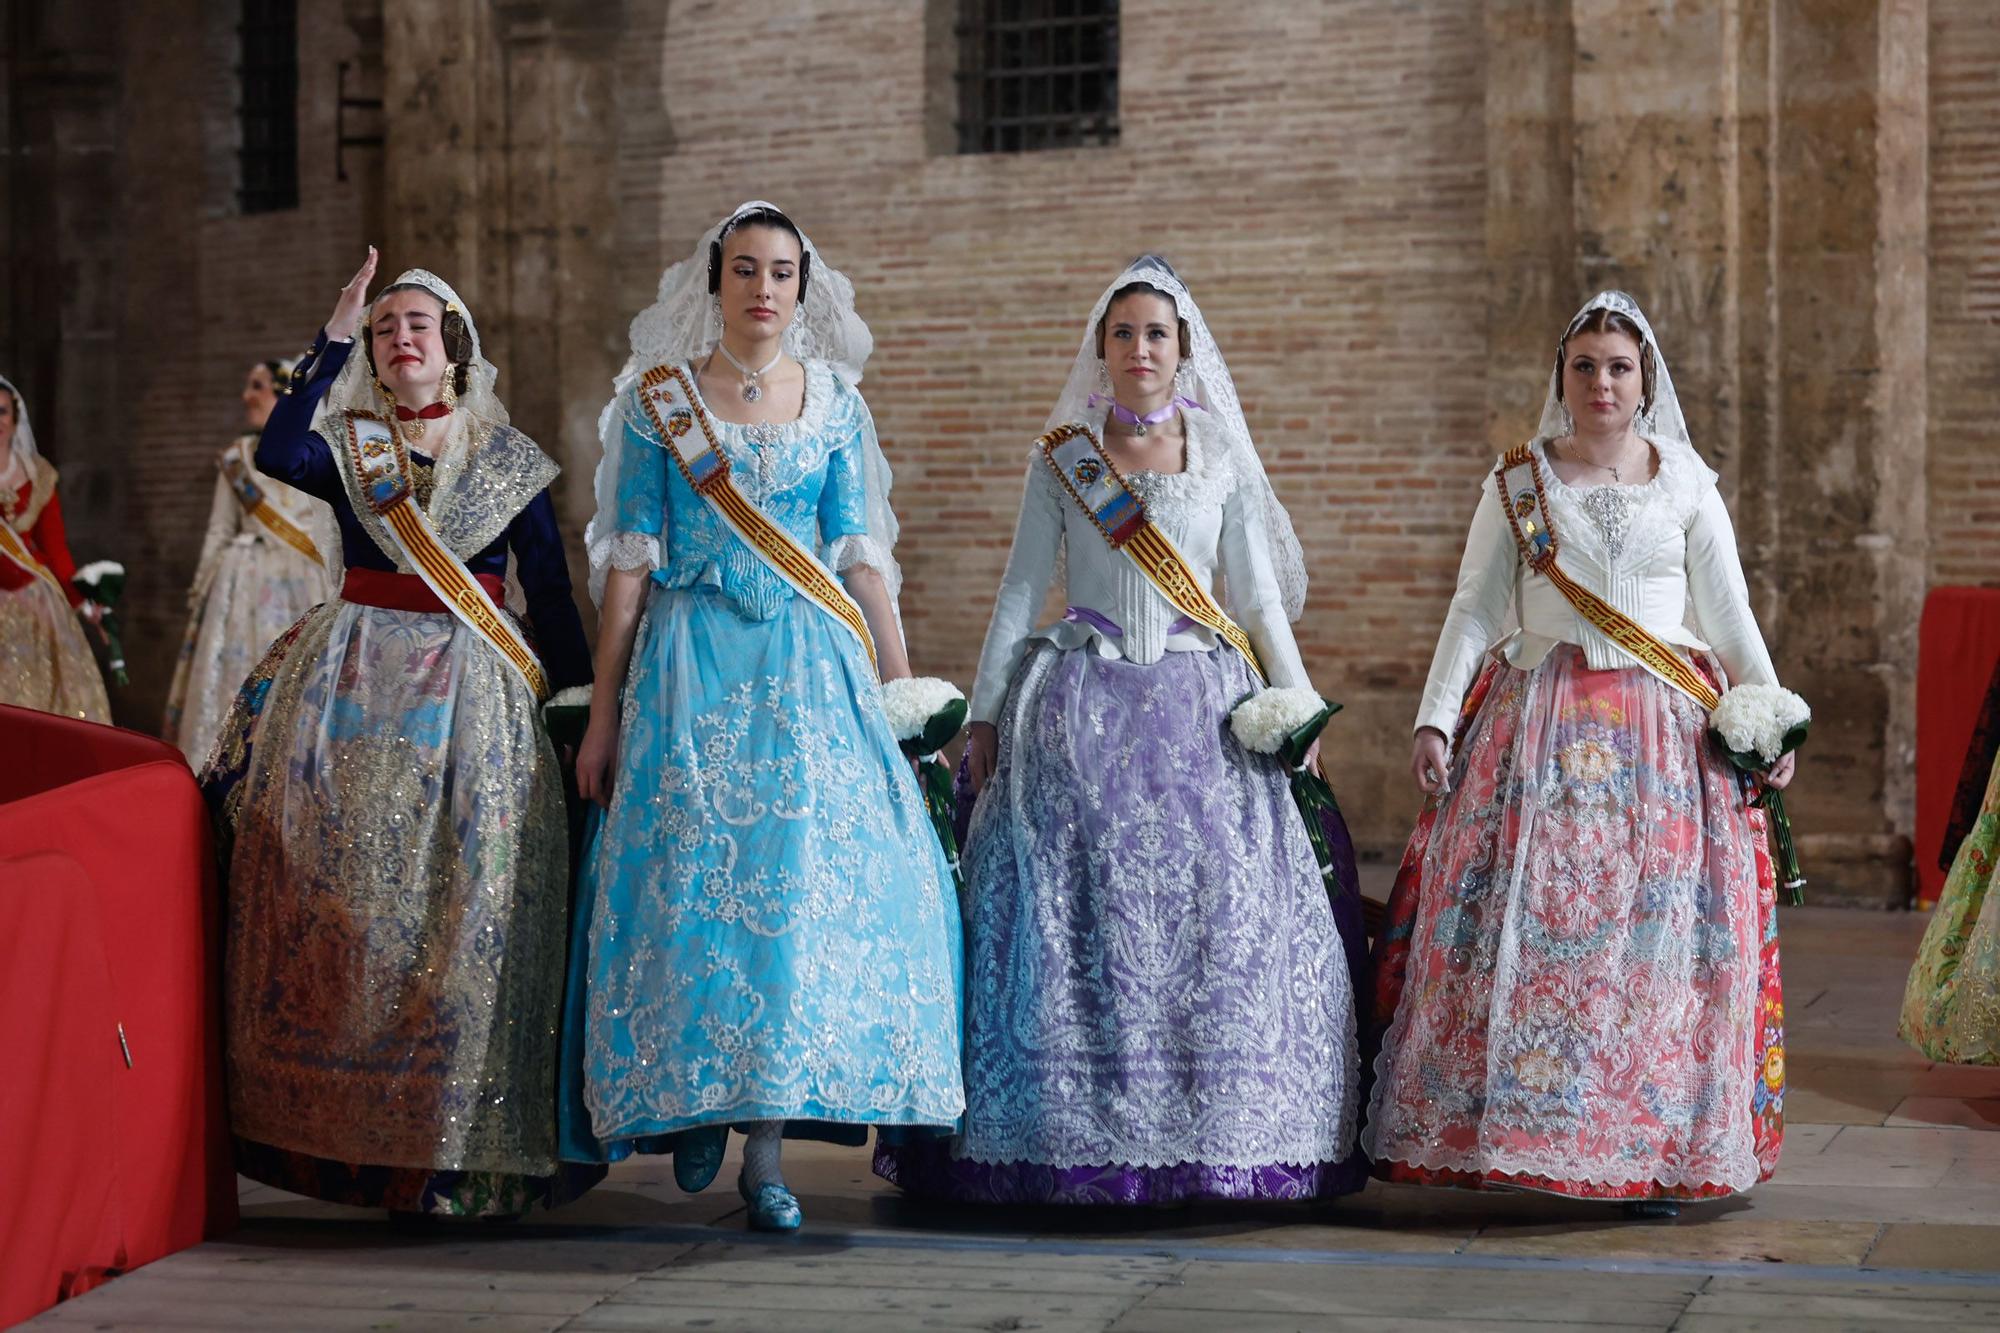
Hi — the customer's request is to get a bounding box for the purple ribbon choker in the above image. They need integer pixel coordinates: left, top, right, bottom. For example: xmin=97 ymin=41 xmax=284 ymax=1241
xmin=1088 ymin=393 xmax=1204 ymax=431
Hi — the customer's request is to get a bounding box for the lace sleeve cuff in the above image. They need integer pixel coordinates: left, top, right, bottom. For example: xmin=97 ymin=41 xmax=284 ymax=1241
xmin=605 ymin=531 xmax=662 ymax=573
xmin=826 ymin=533 xmax=901 ymax=593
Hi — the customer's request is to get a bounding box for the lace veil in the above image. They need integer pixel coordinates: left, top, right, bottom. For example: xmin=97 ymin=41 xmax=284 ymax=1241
xmin=0 ymin=375 xmax=41 ymax=469
xmin=585 ymin=200 xmax=899 ymax=605
xmin=309 ymin=267 xmax=508 ymax=446
xmin=1046 ymin=257 xmax=1309 ymax=621
xmin=1536 ymin=290 xmax=1692 ymax=454
xmin=304 ymin=268 xmax=508 ymax=582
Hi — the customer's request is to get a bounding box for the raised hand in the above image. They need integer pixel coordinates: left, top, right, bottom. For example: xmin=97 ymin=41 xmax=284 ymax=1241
xmin=325 ymin=246 xmax=380 ymax=344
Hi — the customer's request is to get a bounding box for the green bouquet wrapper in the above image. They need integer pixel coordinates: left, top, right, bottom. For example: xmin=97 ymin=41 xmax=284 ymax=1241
xmin=72 ymin=563 xmax=128 ymax=687
xmin=1277 ymin=697 xmax=1349 ymax=901
xmin=897 ymin=695 xmax=969 ymax=897
xmin=1711 ymin=717 xmax=1810 ymax=907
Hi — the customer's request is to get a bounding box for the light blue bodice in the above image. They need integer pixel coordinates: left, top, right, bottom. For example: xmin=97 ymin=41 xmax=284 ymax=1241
xmin=610 ymin=359 xmax=873 ymax=621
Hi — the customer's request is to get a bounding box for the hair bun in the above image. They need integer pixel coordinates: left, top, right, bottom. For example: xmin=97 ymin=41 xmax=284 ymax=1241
xmin=1129 ymin=252 xmax=1178 ymax=279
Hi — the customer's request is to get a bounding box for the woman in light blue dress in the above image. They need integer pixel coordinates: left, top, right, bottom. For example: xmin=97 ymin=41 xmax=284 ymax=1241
xmin=564 ymin=202 xmax=964 ymax=1231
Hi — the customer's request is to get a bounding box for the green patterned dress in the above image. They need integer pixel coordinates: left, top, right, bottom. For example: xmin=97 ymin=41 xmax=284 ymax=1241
xmin=1902 ymin=747 xmax=2000 ymax=1064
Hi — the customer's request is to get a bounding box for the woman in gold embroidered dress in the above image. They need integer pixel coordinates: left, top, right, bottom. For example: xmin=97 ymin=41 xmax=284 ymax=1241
xmin=0 ymin=374 xmax=111 ymax=722
xmin=163 ymin=358 xmax=335 ymax=765
xmin=1902 ymin=659 xmax=2000 ymax=1063
xmin=202 ymin=251 xmax=597 ymax=1219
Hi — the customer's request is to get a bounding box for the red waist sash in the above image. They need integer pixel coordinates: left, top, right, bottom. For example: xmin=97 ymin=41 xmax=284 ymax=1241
xmin=341 ymin=567 xmax=506 ymax=614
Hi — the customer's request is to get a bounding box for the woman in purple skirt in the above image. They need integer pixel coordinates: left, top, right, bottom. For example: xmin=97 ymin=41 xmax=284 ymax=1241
xmin=875 ymin=256 xmax=1362 ymax=1205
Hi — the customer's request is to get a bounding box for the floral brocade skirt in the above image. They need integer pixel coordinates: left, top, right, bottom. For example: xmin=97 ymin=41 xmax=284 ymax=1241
xmin=203 ymin=598 xmax=597 ymax=1216
xmin=0 ymin=577 xmax=110 ymax=723
xmin=559 ymin=586 xmax=964 ymax=1161
xmin=876 ymin=641 xmax=1364 ymax=1205
xmin=1901 ymin=746 xmax=2000 ymax=1064
xmin=165 ymin=535 xmax=329 ymax=767
xmin=1364 ymin=646 xmax=1785 ymax=1201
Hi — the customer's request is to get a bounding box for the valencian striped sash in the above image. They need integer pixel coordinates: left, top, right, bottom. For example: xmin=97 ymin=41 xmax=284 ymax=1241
xmin=0 ymin=517 xmax=65 ymax=600
xmin=343 ymin=412 xmax=550 ymax=700
xmin=1037 ymin=423 xmax=1266 ymax=682
xmin=1495 ymin=443 xmax=1720 ymax=710
xmin=634 ymin=363 xmax=878 ymax=672
xmin=225 ymin=437 xmax=323 ymax=566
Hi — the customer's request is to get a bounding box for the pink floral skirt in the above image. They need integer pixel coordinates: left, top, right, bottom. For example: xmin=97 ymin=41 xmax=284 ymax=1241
xmin=1364 ymin=646 xmax=1784 ymax=1200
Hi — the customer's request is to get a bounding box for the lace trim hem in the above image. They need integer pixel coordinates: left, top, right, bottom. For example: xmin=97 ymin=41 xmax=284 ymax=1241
xmin=951 ymin=1128 xmax=1355 ymax=1173
xmin=1364 ymin=1143 xmax=1761 ymax=1195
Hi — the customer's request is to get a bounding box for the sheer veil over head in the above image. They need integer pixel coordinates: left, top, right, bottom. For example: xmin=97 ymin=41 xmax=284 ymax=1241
xmin=585 ymin=200 xmax=901 ymax=605
xmin=307 ymin=268 xmax=502 ymax=583
xmin=0 ymin=374 xmax=40 ymax=468
xmin=1537 ymin=290 xmax=1692 ymax=454
xmin=311 ymin=268 xmax=508 ymax=443
xmin=1049 ymin=255 xmax=1309 ymax=621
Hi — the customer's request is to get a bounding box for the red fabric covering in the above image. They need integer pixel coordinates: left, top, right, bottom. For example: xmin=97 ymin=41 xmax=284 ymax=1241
xmin=341 ymin=566 xmax=507 ymax=613
xmin=0 ymin=705 xmax=235 ymax=1327
xmin=1917 ymin=588 xmax=2000 ymax=906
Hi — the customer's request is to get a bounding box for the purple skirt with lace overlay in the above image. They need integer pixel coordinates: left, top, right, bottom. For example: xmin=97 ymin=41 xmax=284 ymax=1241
xmin=876 ymin=639 xmax=1371 ymax=1205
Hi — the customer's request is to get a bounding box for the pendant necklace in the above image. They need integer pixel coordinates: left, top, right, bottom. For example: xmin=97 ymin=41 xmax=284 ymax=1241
xmin=1089 ymin=392 xmax=1201 ymax=439
xmin=1566 ymin=436 xmax=1634 ymax=483
xmin=715 ymin=342 xmax=782 ymax=403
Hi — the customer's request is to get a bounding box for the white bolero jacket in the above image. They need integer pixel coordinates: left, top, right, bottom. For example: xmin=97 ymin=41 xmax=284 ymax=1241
xmin=970 ymin=417 xmax=1312 ymax=724
xmin=1415 ymin=434 xmax=1779 ymax=740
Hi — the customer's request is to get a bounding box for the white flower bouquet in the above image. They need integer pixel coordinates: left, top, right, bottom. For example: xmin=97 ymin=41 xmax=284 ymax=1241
xmin=72 ymin=559 xmax=128 ymax=686
xmin=881 ymin=676 xmax=969 ymax=891
xmin=1708 ymin=683 xmax=1811 ymax=904
xmin=1229 ymin=686 xmax=1349 ymax=901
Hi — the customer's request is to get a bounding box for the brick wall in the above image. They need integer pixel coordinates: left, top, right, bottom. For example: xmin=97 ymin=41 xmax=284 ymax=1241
xmin=17 ymin=0 xmax=2000 ymax=870
xmin=1928 ymin=0 xmax=2000 ymax=588
xmin=635 ymin=0 xmax=1489 ymax=849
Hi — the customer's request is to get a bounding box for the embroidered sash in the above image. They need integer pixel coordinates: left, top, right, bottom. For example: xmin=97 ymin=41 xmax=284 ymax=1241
xmin=634 ymin=363 xmax=878 ymax=671
xmin=1495 ymin=443 xmax=1719 ymax=710
xmin=1037 ymin=424 xmax=1266 ymax=682
xmin=225 ymin=438 xmax=323 ymax=565
xmin=343 ymin=412 xmax=550 ymax=700
xmin=0 ymin=517 xmax=65 ymax=600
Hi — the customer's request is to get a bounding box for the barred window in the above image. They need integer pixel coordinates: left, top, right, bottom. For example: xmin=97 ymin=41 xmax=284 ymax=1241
xmin=238 ymin=0 xmax=299 ymax=213
xmin=957 ymin=0 xmax=1119 ymax=154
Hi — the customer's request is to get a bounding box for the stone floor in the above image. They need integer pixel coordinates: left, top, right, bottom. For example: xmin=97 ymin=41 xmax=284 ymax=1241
xmin=28 ymin=898 xmax=2000 ymax=1332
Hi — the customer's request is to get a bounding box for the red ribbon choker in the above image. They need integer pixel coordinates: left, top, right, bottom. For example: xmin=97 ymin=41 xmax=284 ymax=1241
xmin=394 ymin=402 xmax=452 ymax=422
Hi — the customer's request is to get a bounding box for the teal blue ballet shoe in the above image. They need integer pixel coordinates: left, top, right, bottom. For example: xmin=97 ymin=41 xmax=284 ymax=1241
xmin=672 ymin=1126 xmax=727 ymax=1194
xmin=738 ymin=1171 xmax=803 ymax=1232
